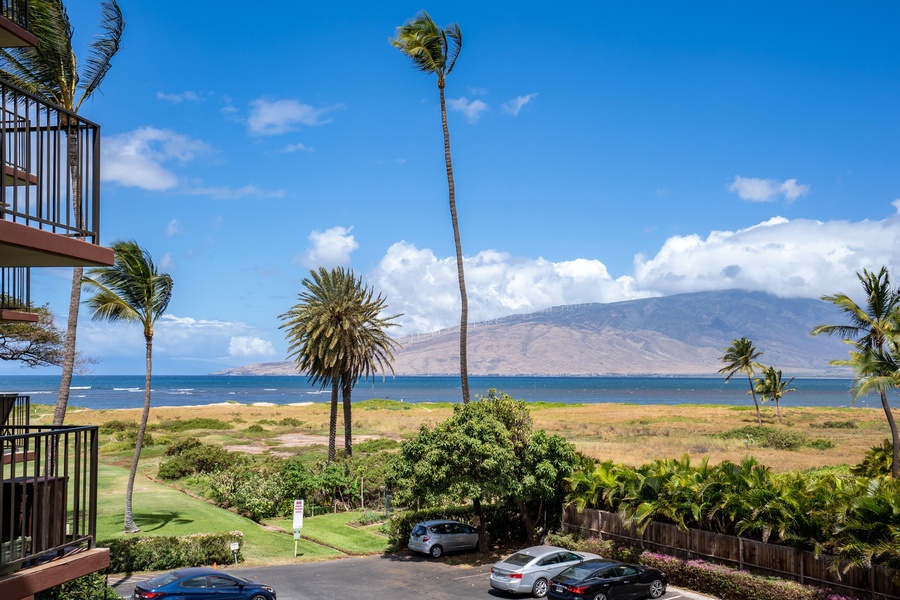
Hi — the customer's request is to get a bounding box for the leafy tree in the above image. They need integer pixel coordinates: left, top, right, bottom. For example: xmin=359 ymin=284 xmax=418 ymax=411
xmin=752 ymin=366 xmax=795 ymax=424
xmin=391 ymin=11 xmax=470 ymax=403
xmin=718 ymin=337 xmax=764 ymax=426
xmin=0 ymin=0 xmax=124 ymax=426
xmin=83 ymin=240 xmax=173 ymax=532
xmin=813 ymin=267 xmax=900 ymax=479
xmin=280 ymin=267 xmax=400 ymax=461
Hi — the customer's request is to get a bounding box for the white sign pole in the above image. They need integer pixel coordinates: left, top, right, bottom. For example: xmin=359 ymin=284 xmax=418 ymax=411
xmin=293 ymin=499 xmax=305 ymax=557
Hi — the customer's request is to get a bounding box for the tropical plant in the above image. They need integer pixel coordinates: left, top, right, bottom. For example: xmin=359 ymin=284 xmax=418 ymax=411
xmin=280 ymin=267 xmax=400 ymax=461
xmin=0 ymin=0 xmax=124 ymax=426
xmin=82 ymin=240 xmax=173 ymax=532
xmin=813 ymin=267 xmax=900 ymax=479
xmin=391 ymin=11 xmax=470 ymax=403
xmin=753 ymin=366 xmax=796 ymax=424
xmin=718 ymin=337 xmax=764 ymax=425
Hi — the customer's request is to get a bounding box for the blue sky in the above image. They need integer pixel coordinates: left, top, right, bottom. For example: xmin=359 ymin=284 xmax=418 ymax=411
xmin=8 ymin=1 xmax=900 ymax=375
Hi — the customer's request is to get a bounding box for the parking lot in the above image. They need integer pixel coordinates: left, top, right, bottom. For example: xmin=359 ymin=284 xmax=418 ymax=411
xmin=112 ymin=553 xmax=719 ymax=600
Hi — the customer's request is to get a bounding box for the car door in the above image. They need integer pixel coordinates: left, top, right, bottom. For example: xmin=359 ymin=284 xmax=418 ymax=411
xmin=553 ymin=551 xmax=583 ymax=577
xmin=178 ymin=575 xmax=214 ymax=600
xmin=207 ymin=575 xmax=246 ymax=600
xmin=534 ymin=551 xmax=562 ymax=581
xmin=612 ymin=565 xmax=643 ymax=599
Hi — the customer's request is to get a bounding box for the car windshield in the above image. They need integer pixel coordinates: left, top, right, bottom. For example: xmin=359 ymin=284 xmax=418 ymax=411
xmin=411 ymin=525 xmax=427 ymax=537
xmin=145 ymin=573 xmax=180 ymax=587
xmin=559 ymin=561 xmax=612 ymax=580
xmin=503 ymin=552 xmax=537 ymax=566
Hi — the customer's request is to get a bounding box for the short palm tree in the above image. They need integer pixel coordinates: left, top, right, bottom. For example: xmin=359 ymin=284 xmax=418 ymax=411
xmin=83 ymin=240 xmax=173 ymax=532
xmin=813 ymin=267 xmax=900 ymax=479
xmin=391 ymin=11 xmax=470 ymax=403
xmin=719 ymin=337 xmax=764 ymax=425
xmin=753 ymin=366 xmax=795 ymax=424
xmin=280 ymin=267 xmax=400 ymax=461
xmin=0 ymin=0 xmax=124 ymax=426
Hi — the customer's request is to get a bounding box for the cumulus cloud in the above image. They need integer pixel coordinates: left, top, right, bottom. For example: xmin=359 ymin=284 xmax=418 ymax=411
xmin=166 ymin=219 xmax=183 ymax=237
xmin=501 ymin=93 xmax=538 ymax=116
xmin=158 ymin=252 xmax=176 ymax=272
xmin=247 ymin=99 xmax=341 ymax=136
xmin=101 ymin=127 xmax=209 ymax=191
xmin=281 ymin=143 xmax=312 ymax=153
xmin=298 ymin=226 xmax=359 ymax=268
xmin=229 ymin=336 xmax=276 ymax=357
xmin=729 ymin=176 xmax=811 ymax=202
xmin=186 ymin=184 xmax=285 ymax=201
xmin=447 ymin=97 xmax=488 ymax=123
xmin=370 ymin=242 xmax=642 ymax=333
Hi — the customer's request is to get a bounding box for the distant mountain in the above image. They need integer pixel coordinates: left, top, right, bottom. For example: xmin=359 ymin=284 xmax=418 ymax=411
xmin=216 ymin=290 xmax=852 ymax=377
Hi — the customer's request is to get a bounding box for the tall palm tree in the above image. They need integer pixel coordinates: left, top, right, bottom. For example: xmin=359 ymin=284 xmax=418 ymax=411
xmin=0 ymin=0 xmax=124 ymax=426
xmin=718 ymin=337 xmax=764 ymax=426
xmin=753 ymin=366 xmax=795 ymax=424
xmin=83 ymin=240 xmax=173 ymax=532
xmin=280 ymin=267 xmax=400 ymax=461
xmin=391 ymin=11 xmax=470 ymax=403
xmin=813 ymin=267 xmax=900 ymax=479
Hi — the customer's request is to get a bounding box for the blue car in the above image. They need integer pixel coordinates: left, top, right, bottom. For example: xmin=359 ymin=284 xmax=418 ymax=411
xmin=132 ymin=566 xmax=277 ymax=600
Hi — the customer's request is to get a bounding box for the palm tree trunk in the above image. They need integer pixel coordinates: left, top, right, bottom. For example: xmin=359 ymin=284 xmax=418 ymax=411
xmin=438 ymin=80 xmax=470 ymax=404
xmin=328 ymin=380 xmax=338 ymax=463
xmin=775 ymin=398 xmax=782 ymax=424
xmin=747 ymin=374 xmax=762 ymax=426
xmin=124 ymin=334 xmax=154 ymax=533
xmin=879 ymin=389 xmax=899 ymax=479
xmin=53 ymin=266 xmax=82 ymax=425
xmin=342 ymin=375 xmax=353 ymax=457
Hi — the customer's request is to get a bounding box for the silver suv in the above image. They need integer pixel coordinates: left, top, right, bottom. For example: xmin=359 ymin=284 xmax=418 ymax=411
xmin=407 ymin=519 xmax=478 ymax=558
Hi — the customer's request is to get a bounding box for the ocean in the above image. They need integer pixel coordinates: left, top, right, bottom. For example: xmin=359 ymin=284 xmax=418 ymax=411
xmin=0 ymin=374 xmax=886 ymax=411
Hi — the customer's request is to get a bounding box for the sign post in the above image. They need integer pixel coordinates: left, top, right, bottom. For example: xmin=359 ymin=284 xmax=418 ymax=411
xmin=292 ymin=499 xmax=305 ymax=557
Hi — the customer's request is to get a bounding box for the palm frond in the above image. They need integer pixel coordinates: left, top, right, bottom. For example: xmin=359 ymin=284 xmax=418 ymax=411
xmin=77 ymin=0 xmax=124 ymax=111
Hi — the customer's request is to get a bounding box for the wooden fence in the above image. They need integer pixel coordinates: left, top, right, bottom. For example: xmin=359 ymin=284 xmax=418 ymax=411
xmin=563 ymin=506 xmax=898 ymax=600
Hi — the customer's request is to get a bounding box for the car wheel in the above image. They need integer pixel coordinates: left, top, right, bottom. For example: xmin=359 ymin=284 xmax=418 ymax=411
xmin=429 ymin=544 xmax=444 ymax=558
xmin=532 ymin=577 xmax=549 ymax=598
xmin=648 ymin=579 xmax=666 ymax=598
xmin=249 ymin=595 xmax=269 ymax=600
xmin=592 ymin=594 xmax=608 ymax=600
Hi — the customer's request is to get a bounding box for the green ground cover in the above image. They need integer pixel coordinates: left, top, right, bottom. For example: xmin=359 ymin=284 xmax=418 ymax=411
xmin=268 ymin=511 xmax=389 ymax=554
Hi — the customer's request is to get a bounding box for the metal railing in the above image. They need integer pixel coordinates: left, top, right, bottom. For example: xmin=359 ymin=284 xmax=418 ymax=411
xmin=0 ymin=393 xmax=28 ymax=432
xmin=0 ymin=78 xmax=102 ymax=243
xmin=0 ymin=268 xmax=30 ymax=312
xmin=1 ymin=424 xmax=100 ymax=576
xmin=0 ymin=0 xmax=29 ymax=32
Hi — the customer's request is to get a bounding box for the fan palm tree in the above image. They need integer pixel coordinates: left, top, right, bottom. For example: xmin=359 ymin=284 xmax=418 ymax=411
xmin=83 ymin=240 xmax=173 ymax=532
xmin=0 ymin=0 xmax=124 ymax=426
xmin=280 ymin=267 xmax=400 ymax=461
xmin=753 ymin=366 xmax=795 ymax=424
xmin=391 ymin=11 xmax=470 ymax=403
xmin=718 ymin=337 xmax=764 ymax=425
xmin=813 ymin=267 xmax=900 ymax=479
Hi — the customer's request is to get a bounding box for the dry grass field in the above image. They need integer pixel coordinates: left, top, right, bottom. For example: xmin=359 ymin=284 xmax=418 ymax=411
xmin=42 ymin=399 xmax=894 ymax=473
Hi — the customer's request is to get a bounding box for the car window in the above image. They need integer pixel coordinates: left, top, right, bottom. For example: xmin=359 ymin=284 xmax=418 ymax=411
xmin=447 ymin=523 xmax=463 ymax=534
xmin=599 ymin=568 xmax=617 ymax=579
xmin=539 ymin=553 xmax=561 ymax=566
xmin=209 ymin=576 xmax=239 ymax=588
xmin=503 ymin=552 xmax=536 ymax=566
xmin=560 ymin=551 xmax=581 ymax=562
xmin=431 ymin=524 xmax=448 ymax=534
xmin=461 ymin=524 xmax=476 ymax=534
xmin=180 ymin=577 xmax=207 ymax=588
xmin=411 ymin=525 xmax=426 ymax=537
xmin=145 ymin=573 xmax=179 ymax=587
xmin=618 ymin=566 xmax=638 ymax=577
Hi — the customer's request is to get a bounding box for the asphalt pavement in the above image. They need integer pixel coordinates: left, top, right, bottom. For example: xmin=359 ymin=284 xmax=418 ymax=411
xmin=111 ymin=553 xmax=720 ymax=600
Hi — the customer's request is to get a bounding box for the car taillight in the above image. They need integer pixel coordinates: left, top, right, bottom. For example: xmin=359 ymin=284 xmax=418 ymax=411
xmin=422 ymin=536 xmax=430 ymax=541
xmin=510 ymin=573 xmax=523 ymax=579
xmin=569 ymin=585 xmax=587 ymax=594
xmin=137 ymin=593 xmax=166 ymax=599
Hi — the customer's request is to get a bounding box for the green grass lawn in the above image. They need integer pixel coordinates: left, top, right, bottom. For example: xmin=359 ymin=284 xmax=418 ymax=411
xmin=268 ymin=511 xmax=390 ymax=555
xmin=95 ymin=464 xmax=342 ymax=564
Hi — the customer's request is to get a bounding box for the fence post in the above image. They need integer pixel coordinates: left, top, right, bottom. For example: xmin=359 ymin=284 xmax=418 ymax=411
xmin=739 ymin=537 xmax=744 ymax=571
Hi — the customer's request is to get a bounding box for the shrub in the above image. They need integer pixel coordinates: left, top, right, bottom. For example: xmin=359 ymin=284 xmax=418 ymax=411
xmin=115 ymin=430 xmax=154 ymax=446
xmin=811 ymin=420 xmax=858 ymax=429
xmin=278 ymin=417 xmax=303 ymax=427
xmin=157 ymin=442 xmax=242 ymax=480
xmin=355 ymin=438 xmax=401 ymax=453
xmin=160 ymin=418 xmax=234 ymax=432
xmin=165 ymin=437 xmax=203 ymax=456
xmin=851 ymin=439 xmax=893 ymax=478
xmin=99 ymin=419 xmax=137 ymax=434
xmin=245 ymin=424 xmax=265 ymax=433
xmin=36 ymin=572 xmax=120 ymax=600
xmin=718 ymin=426 xmax=807 ymax=450
xmin=103 ymin=531 xmax=244 ymax=573
xmin=808 ymin=439 xmax=835 ymax=450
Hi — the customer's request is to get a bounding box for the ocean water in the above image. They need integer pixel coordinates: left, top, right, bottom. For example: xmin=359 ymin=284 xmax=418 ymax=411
xmin=0 ymin=374 xmax=885 ymax=411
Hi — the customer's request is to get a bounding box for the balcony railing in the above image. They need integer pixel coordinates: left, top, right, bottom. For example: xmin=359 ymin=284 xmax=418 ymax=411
xmin=0 ymin=423 xmax=100 ymax=576
xmin=0 ymin=0 xmax=29 ymax=32
xmin=0 ymin=268 xmax=29 ymax=313
xmin=0 ymin=393 xmax=29 ymax=432
xmin=0 ymin=78 xmax=101 ymax=243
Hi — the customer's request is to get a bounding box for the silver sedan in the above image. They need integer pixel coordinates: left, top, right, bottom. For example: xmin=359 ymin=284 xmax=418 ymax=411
xmin=489 ymin=545 xmax=600 ymax=598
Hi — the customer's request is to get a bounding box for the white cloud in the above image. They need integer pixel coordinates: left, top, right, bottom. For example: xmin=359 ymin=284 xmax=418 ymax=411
xmin=247 ymin=99 xmax=341 ymax=136
xmin=157 ymin=91 xmax=203 ymax=104
xmin=370 ymin=242 xmax=642 ymax=334
xmin=186 ymin=184 xmax=285 ymax=201
xmin=158 ymin=252 xmax=176 ymax=272
xmin=728 ymin=176 xmax=811 ymax=202
xmin=101 ymin=127 xmax=208 ymax=191
xmin=298 ymin=226 xmax=359 ymax=268
xmin=501 ymin=93 xmax=538 ymax=116
xmin=447 ymin=97 xmax=488 ymax=123
xmin=281 ymin=143 xmax=313 ymax=153
xmin=166 ymin=219 xmax=183 ymax=237
xmin=229 ymin=336 xmax=276 ymax=357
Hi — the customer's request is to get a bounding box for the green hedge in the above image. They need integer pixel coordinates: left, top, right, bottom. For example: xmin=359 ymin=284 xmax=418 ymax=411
xmin=102 ymin=531 xmax=244 ymax=573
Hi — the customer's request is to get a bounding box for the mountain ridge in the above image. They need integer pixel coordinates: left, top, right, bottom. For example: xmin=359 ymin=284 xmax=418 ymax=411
xmin=217 ymin=290 xmax=852 ymax=377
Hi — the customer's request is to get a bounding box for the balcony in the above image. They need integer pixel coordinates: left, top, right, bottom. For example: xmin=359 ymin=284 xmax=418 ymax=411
xmin=0 ymin=268 xmax=35 ymax=323
xmin=0 ymin=78 xmax=113 ymax=269
xmin=0 ymin=416 xmax=109 ymax=598
xmin=0 ymin=1 xmax=36 ymax=48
